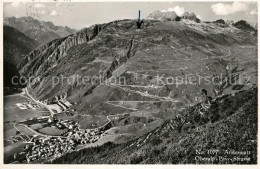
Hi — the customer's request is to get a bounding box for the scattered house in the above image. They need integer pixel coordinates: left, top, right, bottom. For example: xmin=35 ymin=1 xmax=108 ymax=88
xmin=48 ymin=117 xmax=54 ymax=123
xmin=68 ymin=124 xmax=74 ymax=130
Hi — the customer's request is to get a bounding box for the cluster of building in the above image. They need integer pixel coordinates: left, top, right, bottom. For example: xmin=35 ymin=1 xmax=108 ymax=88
xmin=47 ymin=99 xmax=73 ymax=114
xmin=26 ymin=119 xmax=109 ymax=163
xmin=53 ymin=119 xmax=78 ymax=130
xmin=26 ymin=137 xmax=76 ymax=162
xmin=65 ymin=125 xmax=103 ymax=144
xmin=16 ymin=100 xmax=42 ymax=110
xmin=26 ymin=100 xmax=42 ymax=109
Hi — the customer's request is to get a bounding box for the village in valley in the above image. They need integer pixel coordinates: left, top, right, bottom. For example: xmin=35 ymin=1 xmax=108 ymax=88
xmin=9 ymin=89 xmax=112 ymax=163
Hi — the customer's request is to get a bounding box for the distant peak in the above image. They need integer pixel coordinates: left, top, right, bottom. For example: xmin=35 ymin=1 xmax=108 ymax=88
xmin=148 ymin=10 xmax=200 ymax=23
xmin=4 ymin=16 xmax=78 ymax=45
xmin=181 ymin=12 xmax=200 ymax=23
xmin=20 ymin=16 xmax=35 ymax=20
xmin=233 ymin=20 xmax=256 ymax=33
xmin=147 ymin=10 xmax=178 ymax=21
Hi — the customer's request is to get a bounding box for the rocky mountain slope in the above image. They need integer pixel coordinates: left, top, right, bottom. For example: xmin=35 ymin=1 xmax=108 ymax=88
xmin=4 ymin=25 xmax=39 ymax=90
xmin=147 ymin=10 xmax=178 ymax=21
xmin=17 ymin=17 xmax=257 ymax=152
xmin=208 ymin=20 xmax=257 ymax=35
xmin=4 ymin=16 xmax=77 ymax=45
xmin=147 ymin=11 xmax=200 ymax=22
xmin=18 ymin=19 xmax=257 ymax=102
xmin=181 ymin=12 xmax=200 ymax=22
xmin=233 ymin=20 xmax=257 ymax=34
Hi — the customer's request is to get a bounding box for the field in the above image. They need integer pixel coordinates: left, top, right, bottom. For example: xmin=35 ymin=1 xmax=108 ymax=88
xmin=4 ymin=123 xmax=17 ymax=140
xmin=16 ymin=125 xmax=36 ymax=136
xmin=29 ymin=123 xmax=44 ymax=130
xmin=54 ymin=112 xmax=109 ymax=129
xmin=4 ymin=95 xmax=50 ymax=122
xmin=4 ymin=94 xmax=50 ymax=148
xmin=38 ymin=127 xmax=68 ymax=136
xmin=4 ymin=140 xmax=13 ymax=146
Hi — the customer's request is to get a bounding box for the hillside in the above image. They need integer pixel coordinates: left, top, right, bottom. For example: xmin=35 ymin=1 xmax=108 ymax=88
xmin=233 ymin=20 xmax=257 ymax=35
xmin=16 ymin=18 xmax=257 ymax=142
xmin=4 ymin=16 xmax=77 ymax=45
xmin=49 ymin=88 xmax=257 ymax=164
xmin=4 ymin=25 xmax=39 ymax=92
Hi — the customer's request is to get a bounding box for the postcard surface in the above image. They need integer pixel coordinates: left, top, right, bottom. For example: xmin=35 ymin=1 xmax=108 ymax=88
xmin=1 ymin=0 xmax=258 ymax=167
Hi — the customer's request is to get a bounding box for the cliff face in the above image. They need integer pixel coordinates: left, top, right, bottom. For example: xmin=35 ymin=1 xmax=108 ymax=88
xmin=18 ymin=24 xmax=102 ymax=77
xmin=4 ymin=16 xmax=77 ymax=45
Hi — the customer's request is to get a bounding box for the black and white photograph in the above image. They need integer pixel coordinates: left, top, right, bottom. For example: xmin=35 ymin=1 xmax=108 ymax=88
xmin=1 ymin=0 xmax=258 ymax=166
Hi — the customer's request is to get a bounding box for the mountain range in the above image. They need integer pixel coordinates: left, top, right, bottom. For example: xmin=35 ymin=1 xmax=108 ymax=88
xmin=4 ymin=16 xmax=78 ymax=94
xmin=4 ymin=16 xmax=77 ymax=45
xmin=4 ymin=12 xmax=258 ymax=164
xmin=147 ymin=11 xmax=200 ymax=23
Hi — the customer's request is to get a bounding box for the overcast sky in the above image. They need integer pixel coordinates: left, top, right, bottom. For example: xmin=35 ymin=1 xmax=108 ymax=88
xmin=3 ymin=1 xmax=258 ymax=29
